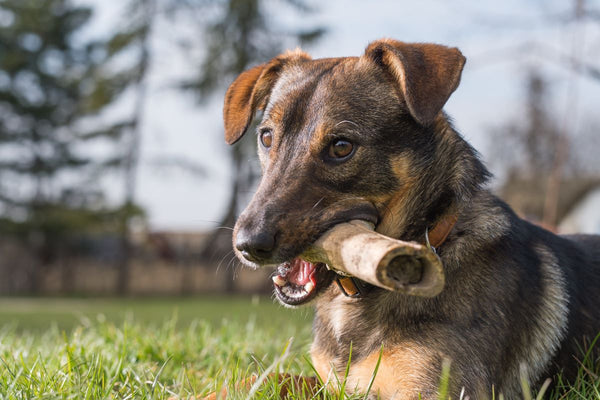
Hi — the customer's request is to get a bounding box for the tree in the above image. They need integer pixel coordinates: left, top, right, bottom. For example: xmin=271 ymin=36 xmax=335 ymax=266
xmin=176 ymin=0 xmax=325 ymax=285
xmin=491 ymin=72 xmax=561 ymax=176
xmin=0 ymin=0 xmax=145 ymax=292
xmin=491 ymin=71 xmax=600 ymax=227
xmin=476 ymin=0 xmax=600 ymax=228
xmin=105 ymin=0 xmax=157 ymax=294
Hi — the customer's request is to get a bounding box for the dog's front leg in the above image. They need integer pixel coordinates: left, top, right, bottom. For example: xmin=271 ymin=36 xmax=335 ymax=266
xmin=312 ymin=343 xmax=447 ymax=400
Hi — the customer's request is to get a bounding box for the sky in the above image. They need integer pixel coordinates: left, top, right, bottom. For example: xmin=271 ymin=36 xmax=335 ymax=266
xmin=85 ymin=0 xmax=600 ymax=232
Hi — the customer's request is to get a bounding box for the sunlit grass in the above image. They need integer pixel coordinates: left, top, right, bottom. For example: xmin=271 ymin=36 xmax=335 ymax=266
xmin=0 ymin=298 xmax=598 ymax=399
xmin=0 ymin=311 xmax=311 ymax=399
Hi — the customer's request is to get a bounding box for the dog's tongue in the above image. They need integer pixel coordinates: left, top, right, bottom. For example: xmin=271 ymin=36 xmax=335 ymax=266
xmin=288 ymin=258 xmax=317 ymax=286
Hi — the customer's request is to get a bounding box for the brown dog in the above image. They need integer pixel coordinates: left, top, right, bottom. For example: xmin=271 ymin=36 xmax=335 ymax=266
xmin=222 ymin=39 xmax=600 ymax=398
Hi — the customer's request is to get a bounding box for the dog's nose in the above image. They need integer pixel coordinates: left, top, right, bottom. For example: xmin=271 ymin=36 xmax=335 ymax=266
xmin=235 ymin=229 xmax=276 ymax=263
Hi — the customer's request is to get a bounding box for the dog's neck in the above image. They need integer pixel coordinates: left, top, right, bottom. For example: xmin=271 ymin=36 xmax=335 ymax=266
xmin=399 ymin=115 xmax=489 ymax=244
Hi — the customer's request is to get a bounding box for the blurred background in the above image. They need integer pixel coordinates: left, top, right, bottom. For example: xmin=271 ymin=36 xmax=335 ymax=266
xmin=0 ymin=0 xmax=599 ymax=299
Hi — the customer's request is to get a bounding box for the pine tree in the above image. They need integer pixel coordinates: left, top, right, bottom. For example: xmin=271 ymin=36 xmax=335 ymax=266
xmin=0 ymin=0 xmax=144 ymax=292
xmin=105 ymin=0 xmax=156 ymax=294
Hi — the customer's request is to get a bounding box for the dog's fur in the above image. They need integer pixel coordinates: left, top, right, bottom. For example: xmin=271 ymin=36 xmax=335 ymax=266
xmin=223 ymin=39 xmax=600 ymax=399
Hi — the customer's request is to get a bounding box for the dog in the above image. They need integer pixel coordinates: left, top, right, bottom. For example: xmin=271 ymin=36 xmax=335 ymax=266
xmin=222 ymin=39 xmax=600 ymax=399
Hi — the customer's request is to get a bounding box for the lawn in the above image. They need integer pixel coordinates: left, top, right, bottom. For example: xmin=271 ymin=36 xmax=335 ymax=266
xmin=0 ymin=297 xmax=598 ymax=399
xmin=0 ymin=296 xmax=322 ymax=399
xmin=0 ymin=296 xmax=312 ymax=332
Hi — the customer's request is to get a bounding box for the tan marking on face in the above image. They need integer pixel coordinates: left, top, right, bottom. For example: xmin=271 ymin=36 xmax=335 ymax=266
xmin=375 ymin=154 xmax=418 ymax=238
xmin=308 ymin=123 xmax=329 ymax=155
xmin=346 ymin=344 xmax=439 ymax=399
xmin=265 ymin=103 xmax=285 ymax=127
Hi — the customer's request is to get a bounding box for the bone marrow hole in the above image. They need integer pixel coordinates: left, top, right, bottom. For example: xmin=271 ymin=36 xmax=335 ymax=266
xmin=387 ymin=255 xmax=424 ymax=285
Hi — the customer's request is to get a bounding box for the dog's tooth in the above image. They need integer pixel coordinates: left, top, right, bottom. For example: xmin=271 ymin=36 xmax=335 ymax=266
xmin=305 ymin=282 xmax=315 ymax=293
xmin=282 ymin=286 xmax=293 ymax=296
xmin=272 ymin=275 xmax=287 ymax=287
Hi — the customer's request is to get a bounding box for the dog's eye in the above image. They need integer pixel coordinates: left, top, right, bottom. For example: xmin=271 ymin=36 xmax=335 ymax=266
xmin=259 ymin=129 xmax=273 ymax=148
xmin=328 ymin=139 xmax=354 ymax=159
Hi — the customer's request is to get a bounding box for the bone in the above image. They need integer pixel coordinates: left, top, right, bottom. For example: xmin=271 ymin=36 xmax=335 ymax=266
xmin=301 ymin=220 xmax=445 ymax=297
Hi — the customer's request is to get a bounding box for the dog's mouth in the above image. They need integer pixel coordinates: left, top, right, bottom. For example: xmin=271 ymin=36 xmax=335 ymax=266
xmin=272 ymin=258 xmax=335 ymax=307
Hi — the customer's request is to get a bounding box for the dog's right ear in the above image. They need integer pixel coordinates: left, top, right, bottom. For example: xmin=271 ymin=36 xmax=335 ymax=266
xmin=363 ymin=39 xmax=466 ymax=127
xmin=223 ymin=50 xmax=311 ymax=145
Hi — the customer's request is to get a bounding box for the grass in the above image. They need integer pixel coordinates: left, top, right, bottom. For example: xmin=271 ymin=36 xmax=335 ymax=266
xmin=0 ymin=296 xmax=311 ymax=332
xmin=0 ymin=297 xmax=598 ymax=399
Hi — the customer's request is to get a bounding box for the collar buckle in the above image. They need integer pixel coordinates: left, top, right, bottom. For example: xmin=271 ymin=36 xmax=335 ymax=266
xmin=335 ymin=276 xmax=366 ymax=298
xmin=425 ymin=227 xmax=437 ymax=255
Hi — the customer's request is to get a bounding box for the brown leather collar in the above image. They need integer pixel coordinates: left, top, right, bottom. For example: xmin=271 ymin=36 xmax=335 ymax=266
xmin=336 ymin=214 xmax=458 ymax=297
xmin=427 ymin=213 xmax=459 ymax=249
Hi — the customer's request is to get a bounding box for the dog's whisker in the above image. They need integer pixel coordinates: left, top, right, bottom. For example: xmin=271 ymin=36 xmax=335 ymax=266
xmin=226 ymin=254 xmax=238 ymax=270
xmin=232 ymin=261 xmax=243 ymax=280
xmin=215 ymin=250 xmax=236 ymax=274
xmin=312 ymin=197 xmax=325 ymax=210
xmin=334 ymin=120 xmax=359 ymax=129
xmin=214 ymin=226 xmax=234 ymax=231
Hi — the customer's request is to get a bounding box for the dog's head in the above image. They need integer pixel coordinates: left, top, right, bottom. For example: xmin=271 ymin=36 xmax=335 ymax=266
xmin=223 ymin=39 xmax=467 ymax=306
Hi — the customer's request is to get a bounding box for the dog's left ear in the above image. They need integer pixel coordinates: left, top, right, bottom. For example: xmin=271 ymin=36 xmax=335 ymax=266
xmin=363 ymin=39 xmax=466 ymax=126
xmin=223 ymin=50 xmax=311 ymax=145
